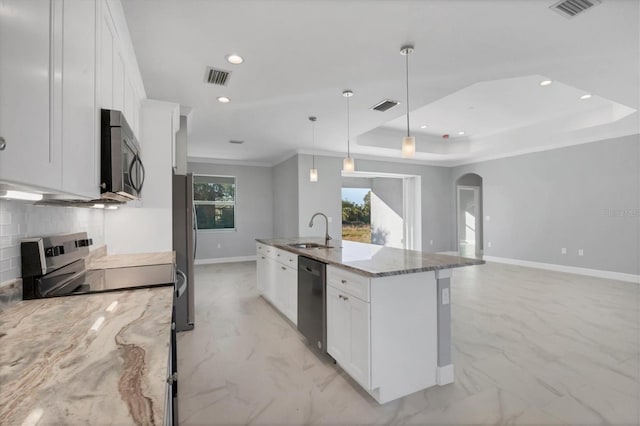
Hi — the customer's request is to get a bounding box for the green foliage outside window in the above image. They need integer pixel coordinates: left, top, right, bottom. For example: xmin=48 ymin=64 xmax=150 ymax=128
xmin=194 ymin=175 xmax=236 ymax=230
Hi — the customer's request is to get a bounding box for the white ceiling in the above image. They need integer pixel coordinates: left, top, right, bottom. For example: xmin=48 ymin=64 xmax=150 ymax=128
xmin=122 ymin=0 xmax=639 ymax=166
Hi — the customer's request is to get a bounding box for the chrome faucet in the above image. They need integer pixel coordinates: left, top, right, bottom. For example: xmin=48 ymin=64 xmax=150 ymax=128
xmin=309 ymin=212 xmax=332 ymax=247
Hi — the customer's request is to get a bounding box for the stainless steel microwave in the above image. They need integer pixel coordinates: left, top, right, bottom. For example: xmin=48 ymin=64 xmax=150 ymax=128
xmin=100 ymin=109 xmax=144 ymax=201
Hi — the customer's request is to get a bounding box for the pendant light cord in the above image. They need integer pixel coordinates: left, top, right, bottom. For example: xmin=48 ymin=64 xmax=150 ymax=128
xmin=347 ymin=95 xmax=351 ymax=157
xmin=311 ymin=120 xmax=316 ymax=168
xmin=406 ymin=52 xmax=410 ymax=137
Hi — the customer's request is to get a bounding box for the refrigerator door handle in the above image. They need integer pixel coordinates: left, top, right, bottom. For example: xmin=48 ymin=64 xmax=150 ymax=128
xmin=192 ymin=206 xmax=198 ymax=258
xmin=176 ymin=269 xmax=188 ymax=298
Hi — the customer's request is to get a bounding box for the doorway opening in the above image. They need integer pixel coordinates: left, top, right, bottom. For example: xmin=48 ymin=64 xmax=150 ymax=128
xmin=341 ymin=187 xmax=371 ymax=243
xmin=455 ymin=173 xmax=483 ymax=258
xmin=342 ymin=171 xmax=421 ymax=250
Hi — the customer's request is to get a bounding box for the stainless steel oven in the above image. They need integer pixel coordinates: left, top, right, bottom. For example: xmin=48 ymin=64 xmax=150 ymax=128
xmin=101 ymin=109 xmax=145 ymax=201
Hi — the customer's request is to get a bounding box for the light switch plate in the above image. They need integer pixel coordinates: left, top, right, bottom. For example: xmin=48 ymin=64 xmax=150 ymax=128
xmin=562 ymin=248 xmax=567 ymax=254
xmin=578 ymin=249 xmax=584 ymax=256
xmin=487 ymin=242 xmax=492 ymax=248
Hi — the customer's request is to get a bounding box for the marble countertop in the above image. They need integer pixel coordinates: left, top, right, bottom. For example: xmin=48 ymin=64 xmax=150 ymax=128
xmin=87 ymin=250 xmax=175 ymax=270
xmin=257 ymin=238 xmax=484 ymax=277
xmin=0 ymin=287 xmax=173 ymax=425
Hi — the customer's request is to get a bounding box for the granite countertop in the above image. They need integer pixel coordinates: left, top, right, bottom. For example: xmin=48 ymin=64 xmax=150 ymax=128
xmin=257 ymin=238 xmax=484 ymax=277
xmin=0 ymin=287 xmax=173 ymax=425
xmin=87 ymin=250 xmax=175 ymax=270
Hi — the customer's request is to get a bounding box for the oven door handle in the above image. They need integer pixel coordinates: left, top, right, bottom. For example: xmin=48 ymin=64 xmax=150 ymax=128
xmin=176 ymin=269 xmax=188 ymax=298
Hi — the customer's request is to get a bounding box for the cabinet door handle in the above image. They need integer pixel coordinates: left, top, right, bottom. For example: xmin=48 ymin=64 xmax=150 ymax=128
xmin=261 ymin=256 xmax=265 ymax=259
xmin=0 ymin=136 xmax=6 ymax=151
xmin=343 ymin=295 xmax=349 ymax=301
xmin=281 ymin=266 xmax=286 ymax=270
xmin=341 ymin=279 xmax=347 ymax=284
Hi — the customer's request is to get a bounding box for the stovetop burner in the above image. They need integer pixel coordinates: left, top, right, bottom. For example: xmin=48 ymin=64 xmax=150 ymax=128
xmin=21 ymin=232 xmax=175 ymax=300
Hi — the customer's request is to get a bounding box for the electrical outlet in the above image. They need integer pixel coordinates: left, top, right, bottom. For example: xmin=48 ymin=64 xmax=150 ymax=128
xmin=442 ymin=288 xmax=450 ymax=305
xmin=485 ymin=215 xmax=491 ymax=221
xmin=430 ymin=240 xmax=433 ymax=245
xmin=562 ymin=248 xmax=567 ymax=254
xmin=578 ymin=249 xmax=584 ymax=256
xmin=487 ymin=241 xmax=492 ymax=248
xmin=217 ymin=243 xmax=221 ymax=249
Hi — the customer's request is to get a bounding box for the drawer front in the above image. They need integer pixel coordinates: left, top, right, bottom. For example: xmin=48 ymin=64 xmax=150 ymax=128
xmin=275 ymin=247 xmax=298 ymax=269
xmin=263 ymin=244 xmax=277 ymax=259
xmin=327 ymin=265 xmax=370 ymax=302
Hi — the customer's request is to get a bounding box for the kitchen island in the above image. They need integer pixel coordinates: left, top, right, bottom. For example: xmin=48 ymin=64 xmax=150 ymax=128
xmin=256 ymin=238 xmax=484 ymax=404
xmin=0 ymin=287 xmax=173 ymax=425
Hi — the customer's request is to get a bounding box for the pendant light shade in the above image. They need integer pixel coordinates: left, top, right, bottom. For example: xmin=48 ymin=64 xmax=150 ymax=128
xmin=402 ymin=136 xmax=416 ymax=158
xmin=308 ymin=116 xmax=318 ymax=182
xmin=400 ymin=45 xmax=415 ymax=158
xmin=342 ymin=157 xmax=355 ymax=172
xmin=342 ymin=90 xmax=355 ymax=172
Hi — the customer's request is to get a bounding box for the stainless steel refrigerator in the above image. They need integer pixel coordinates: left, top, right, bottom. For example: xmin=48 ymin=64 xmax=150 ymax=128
xmin=173 ymin=173 xmax=195 ymax=332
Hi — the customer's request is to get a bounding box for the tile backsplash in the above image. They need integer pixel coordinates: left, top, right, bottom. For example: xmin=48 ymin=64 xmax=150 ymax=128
xmin=0 ymin=200 xmax=105 ymax=285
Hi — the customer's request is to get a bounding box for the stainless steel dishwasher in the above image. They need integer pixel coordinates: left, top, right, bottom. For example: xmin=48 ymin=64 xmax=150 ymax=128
xmin=297 ymin=256 xmax=327 ymax=352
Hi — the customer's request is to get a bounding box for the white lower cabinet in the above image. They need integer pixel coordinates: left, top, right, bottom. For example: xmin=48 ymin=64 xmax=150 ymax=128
xmin=326 ymin=282 xmax=371 ymax=389
xmin=256 ymin=244 xmax=297 ymax=325
xmin=327 ymin=265 xmax=439 ymax=404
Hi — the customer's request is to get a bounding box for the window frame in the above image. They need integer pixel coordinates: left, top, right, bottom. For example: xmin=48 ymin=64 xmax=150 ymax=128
xmin=193 ymin=174 xmax=237 ymax=232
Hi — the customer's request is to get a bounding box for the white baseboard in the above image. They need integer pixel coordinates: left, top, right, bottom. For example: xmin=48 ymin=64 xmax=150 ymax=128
xmin=194 ymin=255 xmax=257 ymax=265
xmin=484 ymin=255 xmax=640 ymax=284
xmin=436 ymin=364 xmax=455 ymax=385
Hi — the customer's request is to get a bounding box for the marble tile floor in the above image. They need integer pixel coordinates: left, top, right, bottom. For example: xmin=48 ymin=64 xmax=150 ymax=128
xmin=177 ymin=261 xmax=640 ymax=425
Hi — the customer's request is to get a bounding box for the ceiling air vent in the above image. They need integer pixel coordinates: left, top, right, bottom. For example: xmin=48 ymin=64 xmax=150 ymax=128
xmin=550 ymin=0 xmax=601 ymax=18
xmin=204 ymin=67 xmax=231 ymax=86
xmin=370 ymin=99 xmax=400 ymax=112
xmin=229 ymin=140 xmax=244 ymax=144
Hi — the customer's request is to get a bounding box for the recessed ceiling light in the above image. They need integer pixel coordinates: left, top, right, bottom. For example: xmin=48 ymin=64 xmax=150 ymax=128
xmin=217 ymin=96 xmax=230 ymax=103
xmin=420 ymin=125 xmax=427 ymax=129
xmin=458 ymin=131 xmax=465 ymax=136
xmin=580 ymin=93 xmax=592 ymax=100
xmin=226 ymin=54 xmax=243 ymax=65
xmin=540 ymin=80 xmax=553 ymax=86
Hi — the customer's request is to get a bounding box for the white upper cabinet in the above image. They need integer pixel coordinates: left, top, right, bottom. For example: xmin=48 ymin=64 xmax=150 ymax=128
xmin=0 ymin=0 xmax=145 ymax=198
xmin=0 ymin=0 xmax=62 ymax=190
xmin=99 ymin=0 xmax=143 ymax=140
xmin=61 ymin=0 xmax=99 ymax=199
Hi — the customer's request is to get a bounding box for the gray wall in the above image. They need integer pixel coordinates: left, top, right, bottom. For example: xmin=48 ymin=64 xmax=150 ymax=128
xmin=189 ymin=162 xmax=274 ymax=259
xmin=452 ymin=134 xmax=640 ymax=275
xmin=371 ymin=177 xmax=404 ymax=247
xmin=298 ymin=155 xmax=343 ymax=241
xmin=273 ymin=155 xmax=299 ymax=238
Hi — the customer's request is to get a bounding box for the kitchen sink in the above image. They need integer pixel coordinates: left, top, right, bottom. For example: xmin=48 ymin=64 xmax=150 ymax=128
xmin=288 ymin=243 xmax=332 ymax=249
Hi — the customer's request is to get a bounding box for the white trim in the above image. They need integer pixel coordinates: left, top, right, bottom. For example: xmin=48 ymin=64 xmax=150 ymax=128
xmin=484 ymin=256 xmax=640 ymax=284
xmin=195 ymin=255 xmax=256 ymax=265
xmin=436 ymin=364 xmax=455 ymax=385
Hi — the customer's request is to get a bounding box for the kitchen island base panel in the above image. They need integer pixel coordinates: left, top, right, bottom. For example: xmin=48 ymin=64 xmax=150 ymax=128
xmin=367 ymin=271 xmax=440 ymax=404
xmin=437 ymin=364 xmax=455 ymax=385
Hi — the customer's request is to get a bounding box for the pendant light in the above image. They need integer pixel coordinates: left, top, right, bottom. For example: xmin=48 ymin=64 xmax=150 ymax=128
xmin=342 ymin=90 xmax=355 ymax=172
xmin=400 ymin=45 xmax=415 ymax=158
xmin=309 ymin=116 xmax=318 ymax=182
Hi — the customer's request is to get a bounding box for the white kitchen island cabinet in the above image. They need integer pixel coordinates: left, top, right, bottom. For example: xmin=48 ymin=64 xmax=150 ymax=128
xmin=256 ymin=243 xmax=297 ymax=325
xmin=256 ymin=238 xmax=484 ymax=404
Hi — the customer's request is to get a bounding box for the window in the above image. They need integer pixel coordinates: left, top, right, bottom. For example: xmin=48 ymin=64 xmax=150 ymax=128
xmin=193 ymin=175 xmax=236 ymax=230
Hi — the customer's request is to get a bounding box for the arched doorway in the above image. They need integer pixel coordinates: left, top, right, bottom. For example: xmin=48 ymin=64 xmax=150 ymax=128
xmin=455 ymin=173 xmax=483 ymax=258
